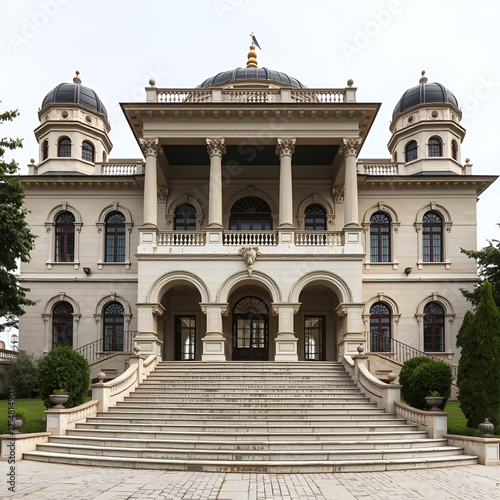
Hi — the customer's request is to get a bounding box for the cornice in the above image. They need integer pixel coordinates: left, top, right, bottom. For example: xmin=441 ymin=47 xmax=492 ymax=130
xmin=20 ymin=176 xmax=144 ymax=189
xmin=135 ymin=253 xmax=365 ymax=261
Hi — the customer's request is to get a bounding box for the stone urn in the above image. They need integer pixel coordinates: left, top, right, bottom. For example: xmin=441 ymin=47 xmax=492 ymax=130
xmin=425 ymin=396 xmax=445 ymax=411
xmin=49 ymin=394 xmax=69 ymax=409
xmin=8 ymin=418 xmax=23 ymax=434
xmin=478 ymin=418 xmax=495 ymax=438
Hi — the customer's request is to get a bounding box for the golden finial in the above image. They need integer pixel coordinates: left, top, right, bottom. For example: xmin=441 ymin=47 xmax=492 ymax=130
xmin=73 ymin=70 xmax=82 ymax=84
xmin=419 ymin=70 xmax=428 ymax=84
xmin=246 ymin=33 xmax=261 ymax=68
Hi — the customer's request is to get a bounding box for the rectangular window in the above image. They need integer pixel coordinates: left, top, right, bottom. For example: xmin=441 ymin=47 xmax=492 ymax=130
xmin=175 ymin=316 xmax=196 ymax=360
xmin=304 ymin=316 xmax=325 ymax=361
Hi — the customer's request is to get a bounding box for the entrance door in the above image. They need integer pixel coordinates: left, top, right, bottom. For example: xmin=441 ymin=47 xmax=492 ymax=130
xmin=232 ymin=297 xmax=269 ymax=361
xmin=174 ymin=316 xmax=196 ymax=360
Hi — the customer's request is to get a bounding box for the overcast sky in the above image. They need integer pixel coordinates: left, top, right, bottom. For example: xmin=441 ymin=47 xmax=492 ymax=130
xmin=1 ymin=0 xmax=499 ymax=238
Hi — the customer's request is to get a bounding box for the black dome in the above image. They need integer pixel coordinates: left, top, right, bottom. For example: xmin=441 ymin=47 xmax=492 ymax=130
xmin=41 ymin=82 xmax=108 ymax=119
xmin=197 ymin=67 xmax=307 ymax=89
xmin=392 ymin=80 xmax=459 ymax=120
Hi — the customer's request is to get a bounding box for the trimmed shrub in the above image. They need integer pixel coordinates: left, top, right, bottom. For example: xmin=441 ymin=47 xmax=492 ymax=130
xmin=37 ymin=346 xmax=90 ymax=408
xmin=399 ymin=356 xmax=452 ymax=410
xmin=6 ymin=352 xmax=39 ymax=398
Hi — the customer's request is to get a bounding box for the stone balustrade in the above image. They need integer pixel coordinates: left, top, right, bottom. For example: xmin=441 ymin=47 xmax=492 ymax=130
xmin=357 ymin=160 xmax=402 ymax=175
xmin=223 ymin=231 xmax=278 ymax=246
xmin=45 ymin=399 xmax=99 ymax=437
xmin=95 ymin=161 xmax=144 ymax=175
xmin=395 ymin=401 xmax=449 ymax=439
xmin=295 ymin=231 xmax=342 ymax=246
xmin=157 ymin=231 xmax=206 ymax=246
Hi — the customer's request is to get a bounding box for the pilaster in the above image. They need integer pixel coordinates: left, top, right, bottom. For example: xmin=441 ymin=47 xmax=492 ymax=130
xmin=201 ymin=303 xmax=228 ymax=361
xmin=272 ymin=302 xmax=300 ymax=361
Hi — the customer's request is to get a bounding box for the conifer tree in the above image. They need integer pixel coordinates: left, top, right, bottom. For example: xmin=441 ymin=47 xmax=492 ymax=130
xmin=456 ymin=282 xmax=500 ymax=428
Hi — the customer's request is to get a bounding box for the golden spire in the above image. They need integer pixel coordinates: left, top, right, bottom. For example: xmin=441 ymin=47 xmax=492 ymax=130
xmin=246 ymin=43 xmax=258 ymax=68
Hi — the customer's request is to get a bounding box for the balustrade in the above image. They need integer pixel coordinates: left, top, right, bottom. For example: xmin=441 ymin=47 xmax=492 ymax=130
xmin=295 ymin=231 xmax=342 ymax=246
xmin=223 ymin=231 xmax=277 ymax=246
xmin=157 ymin=232 xmax=206 ymax=246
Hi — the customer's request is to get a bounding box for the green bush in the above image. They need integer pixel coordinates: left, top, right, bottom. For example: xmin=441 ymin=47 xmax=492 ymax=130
xmin=6 ymin=352 xmax=39 ymax=398
xmin=399 ymin=357 xmax=433 ymax=406
xmin=37 ymin=346 xmax=90 ymax=408
xmin=400 ymin=356 xmax=452 ymax=410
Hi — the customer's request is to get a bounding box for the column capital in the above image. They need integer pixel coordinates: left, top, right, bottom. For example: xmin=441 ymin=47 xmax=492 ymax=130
xmin=276 ymin=138 xmax=296 ymax=158
xmin=339 ymin=138 xmax=362 ymax=158
xmin=206 ymin=138 xmax=226 ymax=158
xmin=139 ymin=138 xmax=161 ymax=158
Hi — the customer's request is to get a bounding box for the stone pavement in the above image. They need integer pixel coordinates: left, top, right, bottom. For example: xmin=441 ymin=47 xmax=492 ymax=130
xmin=2 ymin=461 xmax=500 ymax=499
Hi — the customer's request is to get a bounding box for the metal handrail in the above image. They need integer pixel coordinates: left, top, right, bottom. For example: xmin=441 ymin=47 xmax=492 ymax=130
xmin=75 ymin=331 xmax=136 ymax=365
xmin=370 ymin=332 xmax=458 ymax=380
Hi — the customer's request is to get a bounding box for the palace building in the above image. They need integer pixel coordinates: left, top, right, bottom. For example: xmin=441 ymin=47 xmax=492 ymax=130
xmin=18 ymin=45 xmax=496 ymax=375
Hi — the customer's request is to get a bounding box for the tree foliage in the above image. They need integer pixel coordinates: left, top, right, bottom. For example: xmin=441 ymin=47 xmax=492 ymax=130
xmin=5 ymin=352 xmax=39 ymax=398
xmin=399 ymin=356 xmax=452 ymax=410
xmin=37 ymin=346 xmax=90 ymax=408
xmin=0 ymin=108 xmax=36 ymax=332
xmin=457 ymin=282 xmax=500 ymax=428
xmin=461 ymin=232 xmax=500 ymax=309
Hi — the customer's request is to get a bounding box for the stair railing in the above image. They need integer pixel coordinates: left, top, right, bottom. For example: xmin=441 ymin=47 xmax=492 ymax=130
xmin=74 ymin=331 xmax=136 ymax=365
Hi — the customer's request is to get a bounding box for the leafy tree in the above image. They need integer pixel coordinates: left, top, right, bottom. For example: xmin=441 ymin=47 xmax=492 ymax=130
xmin=6 ymin=352 xmax=39 ymax=398
xmin=0 ymin=108 xmax=36 ymax=332
xmin=456 ymin=282 xmax=500 ymax=428
xmin=461 ymin=232 xmax=500 ymax=309
xmin=37 ymin=346 xmax=90 ymax=408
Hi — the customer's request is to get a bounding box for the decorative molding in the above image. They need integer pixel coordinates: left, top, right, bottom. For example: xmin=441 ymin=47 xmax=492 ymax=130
xmin=332 ymin=187 xmax=344 ymax=202
xmin=206 ymin=138 xmax=226 ymax=158
xmin=139 ymin=138 xmax=161 ymax=158
xmin=157 ymin=187 xmax=169 ymax=203
xmin=239 ymin=246 xmax=261 ymax=276
xmin=275 ymin=138 xmax=296 ymax=158
xmin=339 ymin=138 xmax=362 ymax=157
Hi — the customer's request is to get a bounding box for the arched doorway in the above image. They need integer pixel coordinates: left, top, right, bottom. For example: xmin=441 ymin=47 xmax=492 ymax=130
xmin=232 ymin=296 xmax=269 ymax=361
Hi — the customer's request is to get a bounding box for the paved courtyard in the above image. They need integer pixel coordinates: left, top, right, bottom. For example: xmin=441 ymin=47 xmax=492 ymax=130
xmin=2 ymin=462 xmax=500 ymax=499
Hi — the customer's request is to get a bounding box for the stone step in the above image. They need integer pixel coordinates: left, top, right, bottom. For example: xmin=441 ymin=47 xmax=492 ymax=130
xmin=66 ymin=428 xmax=431 ymax=442
xmin=48 ymin=435 xmax=451 ymax=451
xmin=134 ymin=387 xmax=360 ymax=394
xmin=117 ymin=401 xmax=380 ymax=409
xmin=124 ymin=394 xmax=371 ymax=402
xmin=23 ymin=451 xmax=479 ymax=473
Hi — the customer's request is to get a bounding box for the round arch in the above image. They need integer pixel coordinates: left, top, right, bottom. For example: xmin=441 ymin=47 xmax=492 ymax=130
xmin=415 ymin=202 xmax=452 ymax=224
xmin=166 ymin=194 xmax=204 ymax=217
xmin=217 ymin=270 xmax=282 ymax=303
xmin=363 ymin=203 xmax=400 ymax=225
xmin=363 ymin=294 xmax=400 ymax=316
xmin=46 ymin=203 xmax=83 ymax=225
xmin=44 ymin=293 xmax=80 ymax=316
xmin=416 ymin=293 xmax=455 ymax=317
xmin=224 ymin=188 xmax=277 ymax=216
xmin=97 ymin=202 xmax=133 ymax=225
xmin=95 ymin=294 xmax=132 ymax=317
xmin=147 ymin=271 xmax=210 ymax=304
xmin=289 ymin=271 xmax=353 ymax=304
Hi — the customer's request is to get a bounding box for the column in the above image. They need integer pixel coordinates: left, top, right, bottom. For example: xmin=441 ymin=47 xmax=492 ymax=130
xmin=206 ymin=138 xmax=226 ymax=228
xmin=134 ymin=302 xmax=164 ymax=356
xmin=340 ymin=138 xmax=362 ymax=227
xmin=273 ymin=303 xmax=300 ymax=361
xmin=201 ymin=303 xmax=228 ymax=361
xmin=275 ymin=138 xmax=296 ymax=227
xmin=139 ymin=138 xmax=161 ymax=227
xmin=335 ymin=303 xmax=365 ymax=356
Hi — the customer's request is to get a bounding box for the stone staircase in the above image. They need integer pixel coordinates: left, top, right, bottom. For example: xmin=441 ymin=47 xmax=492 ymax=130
xmin=24 ymin=361 xmax=478 ymax=472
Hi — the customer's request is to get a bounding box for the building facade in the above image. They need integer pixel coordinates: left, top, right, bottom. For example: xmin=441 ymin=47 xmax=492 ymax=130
xmin=18 ymin=49 xmax=496 ymax=370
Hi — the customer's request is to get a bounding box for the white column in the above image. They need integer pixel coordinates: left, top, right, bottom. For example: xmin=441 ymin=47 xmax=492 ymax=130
xmin=276 ymin=138 xmax=296 ymax=227
xmin=340 ymin=138 xmax=362 ymax=227
xmin=206 ymin=138 xmax=226 ymax=228
xmin=273 ymin=303 xmax=300 ymax=361
xmin=201 ymin=303 xmax=228 ymax=361
xmin=139 ymin=138 xmax=161 ymax=227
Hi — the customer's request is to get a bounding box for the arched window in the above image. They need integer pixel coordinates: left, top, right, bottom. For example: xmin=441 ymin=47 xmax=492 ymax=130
xmin=42 ymin=140 xmax=49 ymax=161
xmin=55 ymin=212 xmax=75 ymax=262
xmin=370 ymin=212 xmax=391 ymax=262
xmin=428 ymin=136 xmax=442 ymax=157
xmin=451 ymin=140 xmax=458 ymax=161
xmin=230 ymin=197 xmax=272 ymax=231
xmin=174 ymin=204 xmax=196 ymax=231
xmin=405 ymin=140 xmax=418 ymax=162
xmin=58 ymin=137 xmax=71 ymax=157
xmin=105 ymin=212 xmax=126 ymax=262
xmin=103 ymin=302 xmax=124 ymax=351
xmin=304 ymin=204 xmax=326 ymax=231
xmin=424 ymin=302 xmax=445 ymax=352
xmin=53 ymin=302 xmax=73 ymax=348
xmin=82 ymin=141 xmax=94 ymax=162
xmin=370 ymin=303 xmax=391 ymax=352
xmin=423 ymin=212 xmax=443 ymax=262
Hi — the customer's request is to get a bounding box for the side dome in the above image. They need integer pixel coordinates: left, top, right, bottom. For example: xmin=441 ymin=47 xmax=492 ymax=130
xmin=41 ymin=72 xmax=108 ymax=120
xmin=197 ymin=67 xmax=307 ymax=89
xmin=392 ymin=72 xmax=459 ymax=120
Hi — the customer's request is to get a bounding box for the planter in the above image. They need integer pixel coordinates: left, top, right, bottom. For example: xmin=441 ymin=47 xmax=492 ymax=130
xmin=478 ymin=418 xmax=495 ymax=438
xmin=425 ymin=396 xmax=445 ymax=411
xmin=49 ymin=394 xmax=69 ymax=409
xmin=7 ymin=419 xmax=23 ymax=434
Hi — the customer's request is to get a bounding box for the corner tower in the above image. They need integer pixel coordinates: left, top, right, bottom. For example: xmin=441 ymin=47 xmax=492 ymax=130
xmin=33 ymin=71 xmax=112 ymax=175
xmin=388 ymin=71 xmax=466 ymax=175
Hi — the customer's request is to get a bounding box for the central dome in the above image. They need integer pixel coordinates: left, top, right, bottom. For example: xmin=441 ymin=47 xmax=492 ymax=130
xmin=197 ymin=67 xmax=307 ymax=89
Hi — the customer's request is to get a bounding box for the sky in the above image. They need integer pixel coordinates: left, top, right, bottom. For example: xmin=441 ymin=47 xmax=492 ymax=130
xmin=1 ymin=0 xmax=499 ymax=345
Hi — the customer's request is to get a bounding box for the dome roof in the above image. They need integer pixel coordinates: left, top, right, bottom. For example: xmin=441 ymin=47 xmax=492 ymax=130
xmin=197 ymin=67 xmax=307 ymax=89
xmin=392 ymin=72 xmax=459 ymax=120
xmin=41 ymin=72 xmax=108 ymax=119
